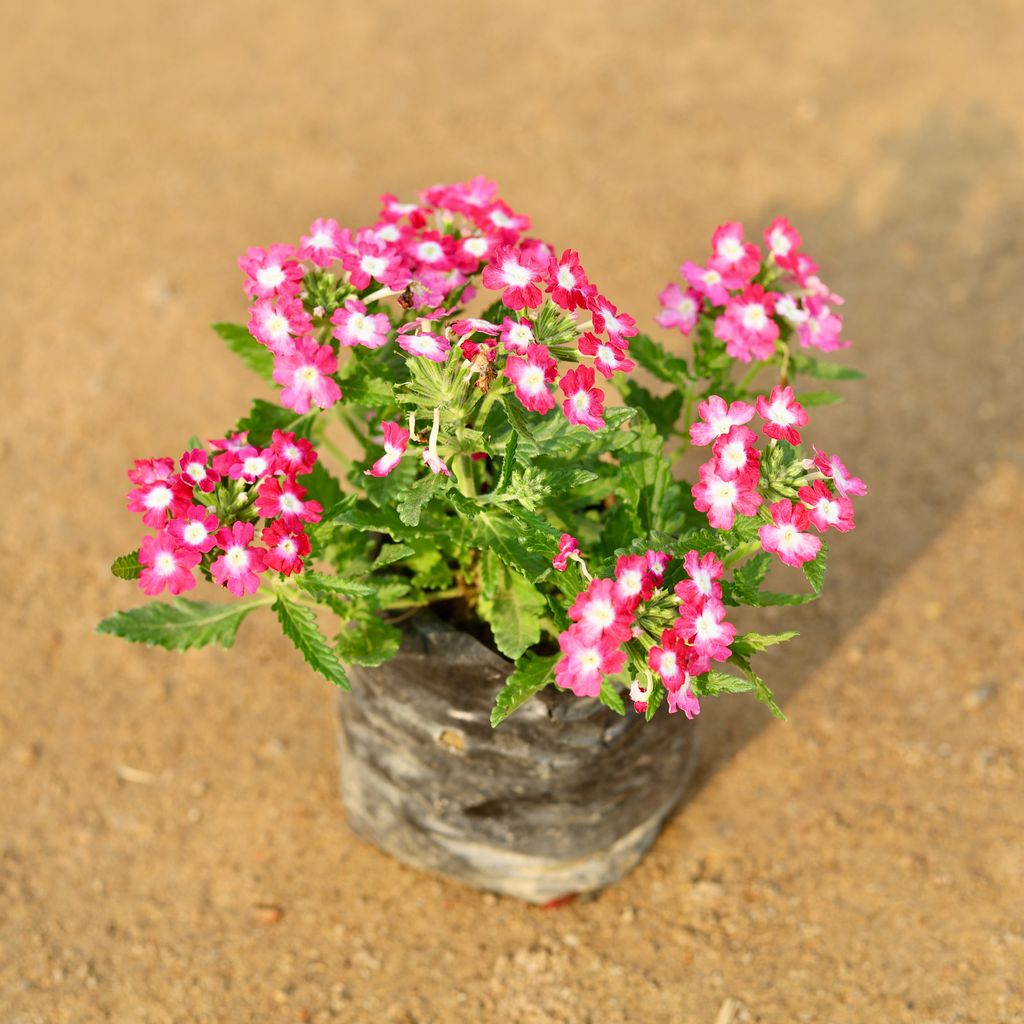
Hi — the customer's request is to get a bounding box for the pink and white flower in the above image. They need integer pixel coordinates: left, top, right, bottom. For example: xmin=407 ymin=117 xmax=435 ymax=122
xmin=560 ymin=365 xmax=606 ymax=431
xmin=127 ymin=456 xmax=175 ymax=486
xmin=709 ymin=221 xmax=761 ymax=288
xmin=261 ymin=521 xmax=310 ymax=576
xmin=546 ymin=249 xmax=596 ymax=311
xmin=763 ymin=217 xmax=802 ymax=265
xmin=499 ymin=316 xmax=535 ymax=354
xmin=689 ymin=395 xmax=756 ymax=447
xmin=273 ymin=336 xmax=342 ymax=413
xmin=554 ymin=625 xmax=627 ymax=698
xmin=681 ymin=261 xmax=730 ymax=306
xmin=138 ymin=531 xmax=201 ymax=596
xmin=211 ymin=521 xmax=266 ymax=597
xmin=178 ymin=448 xmax=219 ymax=493
xmin=166 ymin=506 xmax=219 ymax=553
xmin=757 ymin=385 xmax=808 ymax=445
xmin=692 ymin=463 xmax=762 ymax=530
xmin=397 ymin=319 xmax=451 ymax=362
xmin=655 ymin=283 xmax=701 ymax=334
xmin=226 ymin=445 xmax=275 ymax=483
xmin=567 ymin=577 xmax=634 ymax=645
xmin=342 ymin=236 xmax=408 ymax=291
xmin=552 ymin=533 xmax=579 ymax=572
xmin=127 ymin=478 xmax=191 ymax=528
xmin=645 ymin=549 xmax=671 ymax=580
xmin=365 ymin=421 xmax=410 ymax=478
xmin=271 ymin=430 xmax=317 ymax=478
xmin=759 ymin=500 xmax=823 ymax=568
xmin=300 ymin=217 xmax=346 ymax=267
xmin=798 ymin=480 xmax=855 ymax=534
xmin=712 ymin=424 xmax=760 ymax=480
xmin=797 ymin=296 xmax=848 ymax=353
xmin=589 ymin=294 xmax=637 ymax=346
xmin=238 ymin=244 xmax=303 ymax=300
xmin=666 ymin=680 xmax=701 ymax=719
xmin=248 ymin=297 xmax=312 ymax=355
xmin=331 ymin=298 xmax=390 ymax=349
xmin=648 ymin=629 xmax=689 ymax=690
xmin=812 ymin=448 xmax=867 ymax=497
xmin=481 ymin=245 xmax=545 ymax=310
xmin=422 ymin=407 xmax=451 ymax=477
xmin=613 ymin=554 xmax=655 ymax=611
xmin=505 ymin=343 xmax=557 ymax=414
xmin=577 ymin=332 xmax=636 ymax=380
xmin=676 ymin=598 xmax=736 ymax=661
xmin=255 ymin=478 xmax=323 ymax=529
xmin=714 ymin=285 xmax=780 ymax=362
xmin=675 ymin=550 xmax=724 ymax=607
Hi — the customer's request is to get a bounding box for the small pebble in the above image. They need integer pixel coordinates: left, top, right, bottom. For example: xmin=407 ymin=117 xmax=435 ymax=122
xmin=963 ymin=682 xmax=997 ymax=710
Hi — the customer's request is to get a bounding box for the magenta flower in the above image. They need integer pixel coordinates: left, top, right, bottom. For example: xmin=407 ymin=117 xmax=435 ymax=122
xmin=397 ymin=321 xmax=450 ymax=362
xmin=299 ymin=217 xmax=346 ymax=267
xmin=226 ymin=446 xmax=275 ymax=484
xmin=365 ymin=421 xmax=410 ymax=479
xmin=167 ymin=506 xmax=219 ymax=553
xmin=559 ymin=365 xmax=606 ymax=431
xmin=675 ymin=550 xmax=724 ymax=608
xmin=648 ymin=628 xmax=689 ymax=691
xmin=138 ymin=531 xmax=201 ymax=596
xmin=567 ymin=578 xmax=633 ymax=645
xmin=238 ymin=244 xmax=303 ymax=300
xmin=763 ymin=217 xmax=802 ymax=268
xmin=552 ymin=533 xmax=579 ymax=572
xmin=759 ymin=500 xmax=823 ymax=568
xmin=812 ymin=448 xmax=867 ymax=498
xmin=676 ymin=598 xmax=736 ymax=662
xmin=554 ymin=626 xmax=627 ymax=698
xmin=272 ymin=336 xmax=342 ymax=414
xmin=689 ymin=395 xmax=756 ymax=447
xmin=211 ymin=522 xmax=266 ymax=597
xmin=271 ymin=430 xmax=317 ymax=478
xmin=666 ymin=681 xmax=701 ymax=719
xmin=331 ymin=298 xmax=390 ymax=350
xmin=712 ymin=424 xmax=760 ymax=480
xmin=261 ymin=521 xmax=311 ymax=577
xmin=178 ymin=448 xmax=219 ymax=493
xmin=682 ymin=261 xmax=730 ymax=306
xmin=481 ymin=245 xmax=545 ymax=310
xmin=713 ymin=285 xmax=780 ymax=362
xmin=799 ymin=480 xmax=855 ymax=534
xmin=612 ymin=554 xmax=656 ymax=611
xmin=692 ymin=462 xmax=762 ymax=531
xmin=127 ymin=456 xmax=175 ymax=486
xmin=798 ymin=297 xmax=848 ymax=353
xmin=342 ymin=235 xmax=408 ymax=291
xmin=656 ymin=283 xmax=701 ymax=335
xmin=577 ymin=332 xmax=635 ymax=380
xmin=255 ymin=478 xmax=322 ymax=530
xmin=249 ymin=296 xmax=312 ymax=356
xmin=546 ymin=249 xmax=596 ymax=312
xmin=757 ymin=385 xmax=808 ymax=446
xmin=499 ymin=316 xmax=536 ymax=354
xmin=588 ymin=294 xmax=637 ymax=347
xmin=709 ymin=221 xmax=761 ymax=288
xmin=127 ymin=478 xmax=192 ymax=529
xmin=505 ymin=344 xmax=557 ymax=414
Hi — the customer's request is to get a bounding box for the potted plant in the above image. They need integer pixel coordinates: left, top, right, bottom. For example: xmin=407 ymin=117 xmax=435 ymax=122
xmin=99 ymin=178 xmax=865 ymax=903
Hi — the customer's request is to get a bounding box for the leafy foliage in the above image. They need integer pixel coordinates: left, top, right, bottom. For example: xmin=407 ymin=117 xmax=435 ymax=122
xmin=273 ymin=591 xmax=350 ymax=689
xmin=96 ymin=598 xmax=259 ymax=651
xmin=490 ymin=652 xmax=558 ymax=727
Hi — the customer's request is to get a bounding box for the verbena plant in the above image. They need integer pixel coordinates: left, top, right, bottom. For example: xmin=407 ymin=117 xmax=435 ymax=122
xmin=99 ymin=179 xmax=865 ymax=727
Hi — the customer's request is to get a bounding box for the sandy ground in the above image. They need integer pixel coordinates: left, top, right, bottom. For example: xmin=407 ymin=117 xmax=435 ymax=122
xmin=2 ymin=1 xmax=1024 ymax=1021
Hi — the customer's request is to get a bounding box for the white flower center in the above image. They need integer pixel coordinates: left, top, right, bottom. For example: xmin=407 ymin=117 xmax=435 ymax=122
xmin=361 ymin=255 xmax=387 ymax=276
xmin=502 ymin=260 xmax=532 ymax=287
xmin=712 ymin=481 xmax=737 ymax=504
xmin=741 ymin=304 xmax=768 ymax=330
xmin=243 ymin=457 xmax=267 ymax=476
xmin=155 ymin=552 xmax=176 ymax=575
xmin=267 ymin=313 xmax=289 ymax=338
xmin=183 ymin=522 xmax=207 ymax=545
xmin=464 ymin=237 xmax=489 ymax=257
xmin=693 ymin=569 xmax=711 ymax=595
xmin=186 ymin=463 xmax=206 ymax=482
xmin=280 ymin=493 xmax=302 ymax=513
xmin=280 ymin=539 xmax=297 ymax=556
xmin=310 ymin=231 xmax=333 ymax=249
xmin=226 ymin=547 xmax=247 ymax=569
xmin=770 ymin=228 xmax=792 ymax=255
xmin=557 ymin=266 xmax=576 ymax=289
xmin=145 ymin=485 xmax=172 ymax=509
xmin=418 ymin=241 xmax=443 ymax=262
xmin=768 ymin=400 xmax=795 ymax=425
xmin=521 ymin=365 xmax=545 ymax=392
xmin=584 ymin=600 xmax=615 ymax=630
xmin=572 ymin=391 xmax=591 ymax=413
xmin=718 ymin=237 xmax=744 ymax=262
xmin=298 ymin=366 xmax=320 ymax=386
xmin=256 ymin=265 xmax=285 ymax=289
xmin=661 ymin=652 xmax=678 ymax=675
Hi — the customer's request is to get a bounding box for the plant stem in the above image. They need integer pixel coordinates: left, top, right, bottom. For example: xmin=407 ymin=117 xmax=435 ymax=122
xmin=722 ymin=538 xmax=762 ymax=569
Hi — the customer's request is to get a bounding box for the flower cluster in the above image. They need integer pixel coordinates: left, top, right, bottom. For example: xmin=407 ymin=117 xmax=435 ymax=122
xmin=657 ymin=218 xmax=848 ymax=360
xmin=126 ymin=430 xmax=320 ymax=597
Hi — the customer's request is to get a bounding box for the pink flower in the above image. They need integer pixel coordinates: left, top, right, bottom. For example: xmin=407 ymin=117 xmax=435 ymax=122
xmin=499 ymin=316 xmax=536 ymax=354
xmin=331 ymin=298 xmax=390 ymax=349
xmin=560 ymin=365 xmax=606 ymax=431
xmin=238 ymin=244 xmax=303 ymax=299
xmin=759 ymin=500 xmax=823 ymax=568
xmin=666 ymin=680 xmax=701 ymax=719
xmin=675 ymin=550 xmax=724 ymax=607
xmin=676 ymin=598 xmax=736 ymax=661
xmin=272 ymin=336 xmax=342 ymax=413
xmin=689 ymin=395 xmax=756 ymax=447
xmin=127 ymin=478 xmax=192 ymax=529
xmin=648 ymin=629 xmax=689 ymax=691
xmin=713 ymin=285 xmax=780 ymax=362
xmin=568 ymin=578 xmax=634 ymax=645
xmin=473 ymin=200 xmax=531 ymax=241
xmin=709 ymin=221 xmax=761 ymax=288
xmin=451 ymin=317 xmax=501 ymax=339
xmin=505 ymin=343 xmax=558 ymax=414
xmin=365 ymin=421 xmax=410 ymax=478
xmin=681 ymin=261 xmax=730 ymax=306
xmin=546 ymin=249 xmax=596 ymax=311
xmin=692 ymin=463 xmax=762 ymax=530
xmin=481 ymin=245 xmax=545 ymax=310
xmin=577 ymin=332 xmax=635 ymax=380
xmin=408 ymin=231 xmax=456 ymax=271
xmin=552 ymin=533 xmax=579 ymax=572
xmin=763 ymin=217 xmax=802 ymax=266
xmin=255 ymin=478 xmax=323 ymax=529
xmin=342 ymin=235 xmax=409 ymax=291
xmin=613 ymin=554 xmax=655 ymax=611
xmin=799 ymin=480 xmax=855 ymax=534
xmin=138 ymin=531 xmax=201 ymax=596
xmin=645 ymin=549 xmax=671 ymax=580
xmin=454 ymin=233 xmax=496 ymax=271
xmin=300 ymin=217 xmax=346 ymax=267
xmin=248 ymin=297 xmax=312 ymax=356
xmin=397 ymin=316 xmax=451 ymax=362
xmin=797 ymin=296 xmax=848 ymax=352
xmin=589 ymin=294 xmax=637 ymax=347
xmin=554 ymin=625 xmax=627 ymax=698
xmin=711 ymin=424 xmax=760 ymax=480
xmin=756 ymin=385 xmax=808 ymax=445
xmin=271 ymin=430 xmax=317 ymax=478
xmin=812 ymin=448 xmax=867 ymax=497
xmin=166 ymin=506 xmax=219 ymax=553
xmin=262 ymin=521 xmax=311 ymax=576
xmin=226 ymin=446 xmax=275 ymax=483
xmin=178 ymin=448 xmax=219 ymax=493
xmin=127 ymin=457 xmax=175 ymax=486
xmin=655 ymin=283 xmax=701 ymax=334
xmin=423 ymin=449 xmax=451 ymax=476
xmin=211 ymin=521 xmax=266 ymax=597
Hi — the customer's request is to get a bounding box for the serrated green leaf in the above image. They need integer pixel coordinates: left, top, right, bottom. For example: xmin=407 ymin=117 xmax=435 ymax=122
xmin=110 ymin=550 xmax=142 ymax=581
xmin=731 ymin=631 xmax=799 ymax=656
xmin=237 ymin=398 xmax=314 ymax=447
xmin=335 ymin=615 xmax=402 ymax=667
xmin=733 ymin=551 xmax=773 ymax=592
xmin=373 ymin=543 xmax=415 ymax=569
xmin=397 ymin=473 xmax=440 ymax=527
xmin=295 ymin=571 xmax=376 ymax=599
xmin=473 ymin=512 xmax=551 ymax=582
xmin=96 ymin=598 xmax=261 ymax=652
xmin=629 ymin=333 xmax=692 ymax=385
xmin=599 ymin=678 xmax=626 ymax=716
xmin=796 ymin=389 xmax=844 ymax=408
xmin=644 ymin=680 xmax=666 ymax=721
xmin=498 ymin=429 xmax=519 ymax=491
xmin=692 ymin=669 xmax=757 ymax=696
xmin=619 ymin=379 xmax=684 ymax=436
xmin=615 ymin=411 xmax=671 ymax=534
xmin=790 ymin=352 xmax=864 ymax=381
xmin=273 ymin=593 xmax=350 ymax=689
xmin=803 ymin=541 xmax=828 ymax=595
xmin=212 ymin=322 xmax=275 ymax=383
xmin=478 ymin=563 xmax=544 ymax=660
xmin=490 ymin=652 xmax=558 ymax=727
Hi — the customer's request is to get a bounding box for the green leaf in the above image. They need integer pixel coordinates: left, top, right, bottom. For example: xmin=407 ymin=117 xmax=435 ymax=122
xmin=473 ymin=512 xmax=551 ymax=582
xmin=796 ymin=389 xmax=844 ymax=408
xmin=803 ymin=541 xmax=828 ymax=595
xmin=96 ymin=598 xmax=260 ymax=652
xmin=503 ymin=394 xmax=538 ymax=442
xmin=644 ymin=680 xmax=666 ymax=721
xmin=110 ymin=550 xmax=142 ymax=581
xmin=212 ymin=322 xmax=275 ymax=383
xmin=599 ymin=678 xmax=626 ymax=716
xmin=478 ymin=563 xmax=545 ymax=660
xmin=237 ymin=398 xmax=313 ymax=447
xmin=498 ymin=430 xmax=519 ymax=492
xmin=619 ymin=379 xmax=684 ymax=436
xmin=302 ymin=461 xmax=344 ymax=511
xmin=273 ymin=593 xmax=350 ymax=689
xmin=731 ymin=631 xmax=799 ymax=656
xmin=733 ymin=552 xmax=772 ymax=594
xmin=490 ymin=652 xmax=558 ymax=727
xmin=295 ymin=571 xmax=376 ymax=599
xmin=373 ymin=543 xmax=416 ymax=569
xmin=397 ymin=473 xmax=440 ymax=527
xmin=628 ymin=333 xmax=692 ymax=385
xmin=692 ymin=669 xmax=757 ymax=696
xmin=790 ymin=352 xmax=864 ymax=381
xmin=335 ymin=615 xmax=402 ymax=667
xmin=615 ymin=411 xmax=671 ymax=534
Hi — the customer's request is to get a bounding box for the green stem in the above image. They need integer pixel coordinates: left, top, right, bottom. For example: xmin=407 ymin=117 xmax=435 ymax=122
xmin=722 ymin=538 xmax=762 ymax=569
xmin=454 ymin=453 xmax=477 ymax=498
